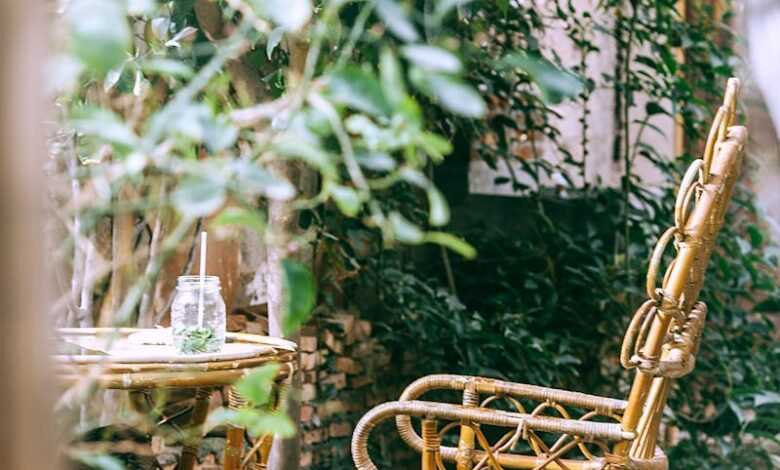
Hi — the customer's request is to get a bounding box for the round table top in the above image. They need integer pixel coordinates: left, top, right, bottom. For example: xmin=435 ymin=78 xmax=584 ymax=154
xmin=55 ymin=328 xmax=298 ymax=390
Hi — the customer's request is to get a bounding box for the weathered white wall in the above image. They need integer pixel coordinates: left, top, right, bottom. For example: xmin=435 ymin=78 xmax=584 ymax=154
xmin=744 ymin=0 xmax=780 ymax=243
xmin=746 ymin=0 xmax=780 ymax=140
xmin=469 ymin=0 xmax=672 ymax=196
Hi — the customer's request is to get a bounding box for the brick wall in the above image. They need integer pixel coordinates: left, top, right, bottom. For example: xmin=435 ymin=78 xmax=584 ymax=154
xmin=228 ymin=307 xmax=399 ymax=469
xmin=297 ymin=311 xmax=393 ymax=469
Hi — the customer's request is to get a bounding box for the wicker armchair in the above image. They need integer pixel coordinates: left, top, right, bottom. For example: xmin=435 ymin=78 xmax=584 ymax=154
xmin=351 ymin=78 xmax=746 ymax=470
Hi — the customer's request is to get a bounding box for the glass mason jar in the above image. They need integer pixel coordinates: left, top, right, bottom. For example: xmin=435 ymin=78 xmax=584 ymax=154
xmin=171 ymin=275 xmax=226 ymax=354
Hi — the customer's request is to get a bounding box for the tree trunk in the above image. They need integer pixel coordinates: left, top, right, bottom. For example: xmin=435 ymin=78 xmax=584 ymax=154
xmin=0 ymin=0 xmax=59 ymax=467
xmin=267 ymin=36 xmax=312 ymax=470
xmin=101 ymin=184 xmax=136 ymax=326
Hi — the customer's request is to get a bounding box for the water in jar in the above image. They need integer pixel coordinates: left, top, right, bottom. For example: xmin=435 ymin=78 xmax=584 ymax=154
xmin=171 ymin=275 xmax=226 ymax=354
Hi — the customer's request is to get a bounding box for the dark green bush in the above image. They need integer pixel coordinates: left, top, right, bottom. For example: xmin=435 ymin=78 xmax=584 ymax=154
xmin=368 ymin=175 xmax=780 ymax=468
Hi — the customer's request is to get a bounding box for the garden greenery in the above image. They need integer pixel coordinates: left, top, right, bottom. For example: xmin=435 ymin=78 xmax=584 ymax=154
xmin=342 ymin=1 xmax=780 ymax=469
xmin=50 ymin=0 xmax=780 ymax=469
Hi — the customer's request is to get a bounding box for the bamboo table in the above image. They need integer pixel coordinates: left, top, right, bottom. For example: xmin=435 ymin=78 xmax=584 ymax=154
xmin=55 ymin=328 xmax=298 ymax=470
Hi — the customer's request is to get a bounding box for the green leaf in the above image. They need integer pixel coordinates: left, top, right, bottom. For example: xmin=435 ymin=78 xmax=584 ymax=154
xmin=752 ymin=391 xmax=780 ymax=407
xmin=164 ymin=26 xmax=198 ymax=48
xmin=736 ymin=237 xmax=751 ymax=255
xmin=274 ymin=138 xmax=338 ymax=180
xmin=397 ymin=96 xmax=423 ymax=127
xmin=427 ymin=188 xmax=450 ymax=226
xmin=502 ymin=54 xmax=583 ymax=104
xmin=411 ymin=70 xmax=486 ymax=118
xmin=389 ymin=212 xmax=424 ymax=244
xmin=66 ymin=0 xmax=131 ymax=75
xmin=375 ymin=0 xmax=420 ymax=42
xmin=235 ymin=363 xmax=280 ymax=406
xmin=213 ymin=207 xmax=266 ymax=233
xmin=152 ymin=103 xmax=215 ymax=143
xmin=71 ymin=107 xmax=139 ymax=147
xmin=728 ymin=400 xmax=751 ymax=426
xmin=141 ymin=58 xmax=194 ymax=79
xmin=249 ymin=0 xmax=312 ymax=32
xmin=658 ymin=46 xmax=678 ymax=74
xmin=206 ymin=408 xmax=295 ymax=438
xmin=399 ymin=167 xmax=430 ymax=188
xmin=281 ymin=259 xmax=316 ymax=336
xmin=246 ymin=410 xmax=296 ymax=438
xmin=231 ymin=160 xmax=296 ymax=200
xmin=747 ymin=224 xmax=764 ymax=247
xmin=345 ymin=114 xmax=382 ymax=139
xmin=172 ymin=175 xmax=227 ymax=217
xmin=205 ymin=407 xmax=243 ymax=433
xmin=417 ymin=132 xmax=453 ymax=162
xmin=645 ymin=102 xmax=669 ymax=116
xmin=327 ymin=67 xmax=390 ymax=117
xmin=203 ymin=116 xmax=239 ymax=153
xmin=267 ymin=27 xmax=285 ymax=59
xmin=753 ymin=296 xmax=780 ymax=313
xmin=401 ymin=45 xmax=462 ymax=74
xmin=330 ymin=185 xmax=363 ymax=217
xmin=424 ymin=232 xmax=476 ymax=259
xmin=434 ymin=0 xmax=473 ymax=23
xmin=555 ymin=354 xmax=581 ymax=366
xmin=355 ymin=151 xmax=396 ymax=171
xmin=104 ymin=62 xmax=126 ymax=92
xmin=379 ymin=47 xmax=407 ymax=108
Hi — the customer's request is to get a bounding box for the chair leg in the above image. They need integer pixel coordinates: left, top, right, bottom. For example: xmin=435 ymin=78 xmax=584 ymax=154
xmin=422 ymin=418 xmax=441 ymax=470
xmin=180 ymin=388 xmax=212 ymax=470
xmin=456 ymin=384 xmax=478 ymax=470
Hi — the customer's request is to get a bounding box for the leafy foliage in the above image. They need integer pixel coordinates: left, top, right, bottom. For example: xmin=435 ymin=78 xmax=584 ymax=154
xmin=51 ymin=0 xmax=780 ymax=468
xmin=338 ymin=1 xmax=780 ymax=469
xmin=52 ymin=0 xmax=496 ymax=456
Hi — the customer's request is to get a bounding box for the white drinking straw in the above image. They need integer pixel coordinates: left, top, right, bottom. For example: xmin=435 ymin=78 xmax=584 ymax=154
xmin=197 ymin=231 xmax=207 ymax=327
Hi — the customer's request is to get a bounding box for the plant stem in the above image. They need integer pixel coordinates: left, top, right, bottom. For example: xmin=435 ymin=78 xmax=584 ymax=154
xmin=623 ymin=0 xmax=637 ymax=288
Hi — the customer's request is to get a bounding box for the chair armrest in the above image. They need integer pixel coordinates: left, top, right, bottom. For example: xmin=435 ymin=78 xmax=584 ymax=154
xmin=399 ymin=374 xmax=627 ymax=413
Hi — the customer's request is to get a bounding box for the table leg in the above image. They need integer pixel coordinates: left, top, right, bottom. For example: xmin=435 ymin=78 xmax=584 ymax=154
xmin=224 ymin=386 xmax=245 ymax=470
xmin=224 ymin=380 xmax=283 ymax=470
xmin=180 ymin=388 xmax=211 ymax=470
xmin=253 ymin=433 xmax=274 ymax=469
